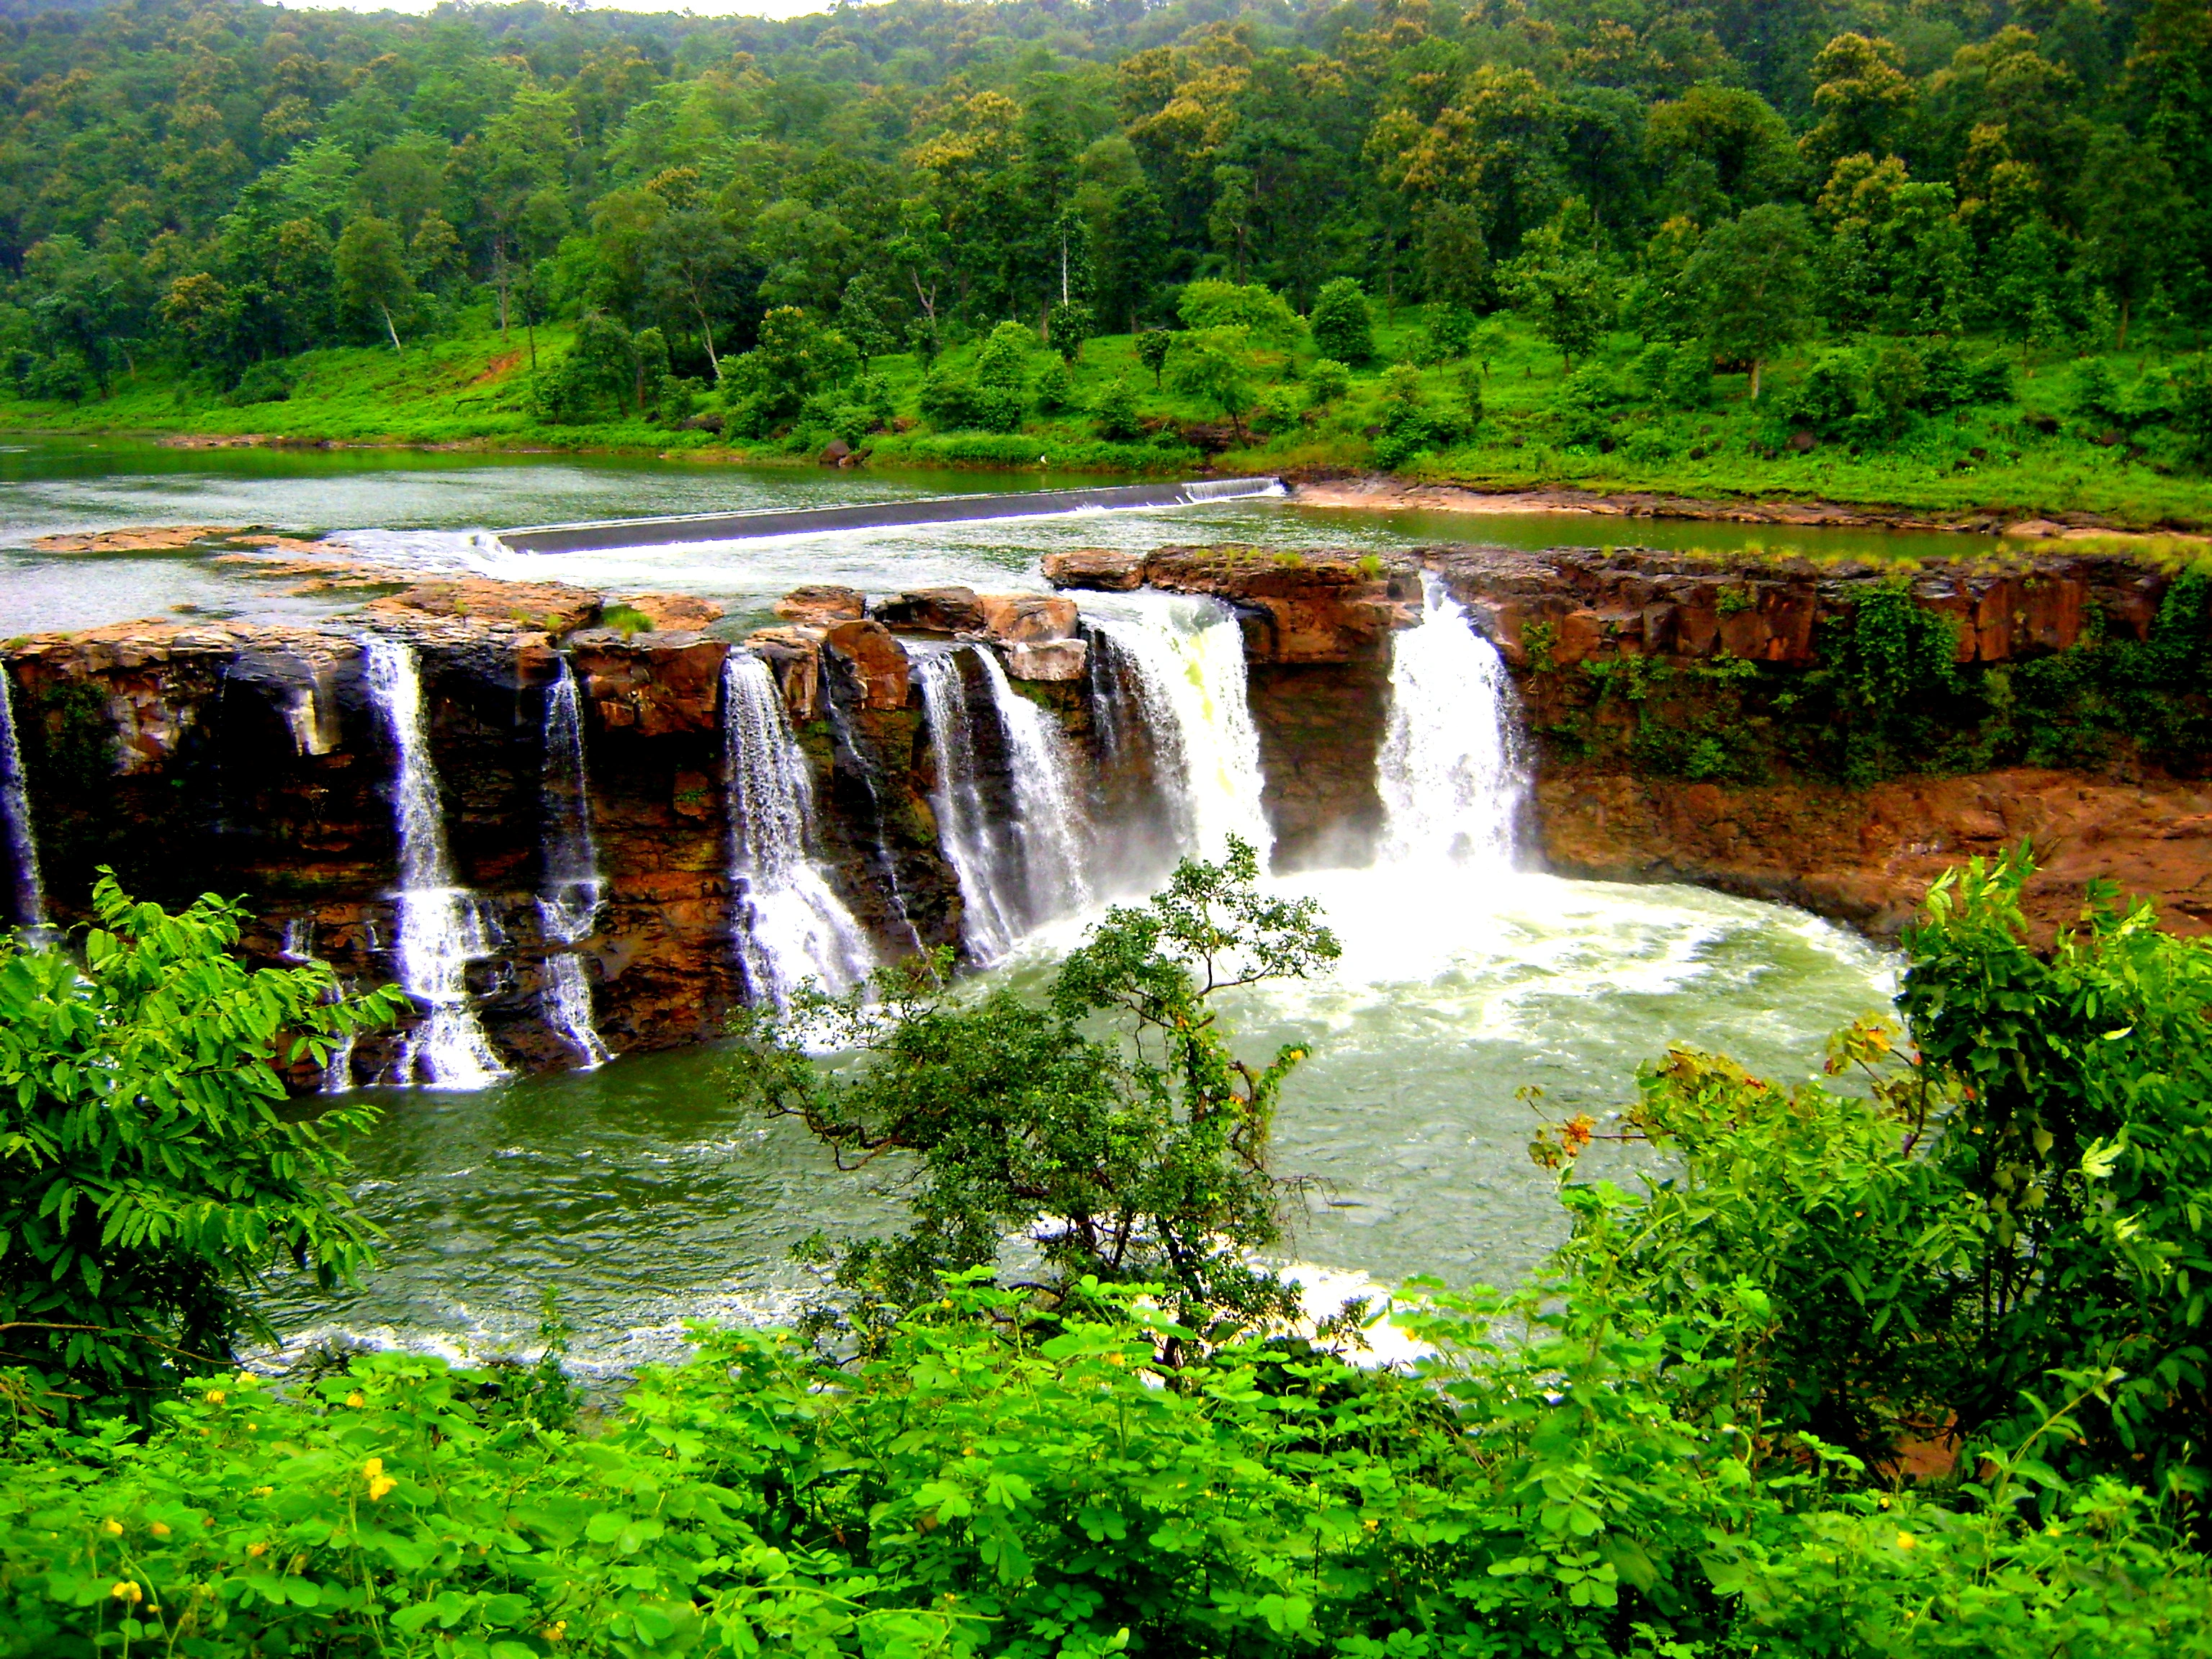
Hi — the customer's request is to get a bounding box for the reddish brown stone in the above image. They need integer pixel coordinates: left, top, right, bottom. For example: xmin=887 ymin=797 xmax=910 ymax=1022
xmin=823 ymin=619 xmax=911 ymax=710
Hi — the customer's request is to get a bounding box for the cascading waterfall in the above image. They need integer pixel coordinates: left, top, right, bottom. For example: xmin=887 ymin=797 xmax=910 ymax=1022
xmin=281 ymin=920 xmax=359 ymax=1092
xmin=1377 ymin=575 xmax=1529 ymax=870
xmin=363 ymin=636 xmax=511 ymax=1088
xmin=0 ymin=667 xmax=48 ymax=937
xmin=1078 ymin=592 xmax=1272 ymax=863
xmin=918 ymin=647 xmax=1092 ymax=963
xmin=722 ymin=654 xmax=876 ymax=1004
xmin=537 ymin=661 xmax=612 ymax=1068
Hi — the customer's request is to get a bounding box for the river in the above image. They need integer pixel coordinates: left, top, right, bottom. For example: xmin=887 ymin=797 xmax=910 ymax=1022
xmin=0 ymin=436 xmax=1915 ymax=1369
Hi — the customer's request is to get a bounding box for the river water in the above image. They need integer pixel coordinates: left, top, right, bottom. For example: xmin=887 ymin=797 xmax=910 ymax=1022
xmin=0 ymin=437 xmax=1915 ymax=1368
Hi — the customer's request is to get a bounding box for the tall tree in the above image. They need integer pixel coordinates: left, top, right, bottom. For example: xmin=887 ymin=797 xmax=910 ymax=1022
xmin=1687 ymin=202 xmax=1817 ymax=400
xmin=335 ymin=215 xmax=413 ymax=352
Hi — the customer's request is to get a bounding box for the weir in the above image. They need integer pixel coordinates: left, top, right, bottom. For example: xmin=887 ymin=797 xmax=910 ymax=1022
xmin=721 ymin=655 xmax=876 ymax=1004
xmin=496 ymin=477 xmax=1287 ymax=554
xmin=538 ymin=660 xmax=612 ymax=1068
xmin=363 ymin=637 xmax=511 ymax=1088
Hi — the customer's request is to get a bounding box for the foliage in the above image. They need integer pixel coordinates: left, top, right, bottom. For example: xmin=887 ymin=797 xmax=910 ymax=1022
xmin=1130 ymin=328 xmax=1172 ymax=392
xmin=1090 ymin=375 xmax=1141 ymax=440
xmin=1308 ymin=278 xmax=1374 ymax=365
xmin=1687 ymin=204 xmax=1817 ymax=400
xmin=719 ymin=840 xmax=1338 ymax=1341
xmin=0 ymin=878 xmax=403 ymax=1404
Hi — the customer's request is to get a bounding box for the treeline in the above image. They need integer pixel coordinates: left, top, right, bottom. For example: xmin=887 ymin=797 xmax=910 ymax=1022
xmin=0 ymin=0 xmax=2206 ymax=422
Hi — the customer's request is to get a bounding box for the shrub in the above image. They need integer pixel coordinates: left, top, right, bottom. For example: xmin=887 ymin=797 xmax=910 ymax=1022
xmin=1092 ymin=374 xmax=1142 ymax=440
xmin=973 ymin=319 xmax=1034 ymax=392
xmin=1308 ymin=276 xmax=1374 ymax=364
xmin=1176 ymin=279 xmax=1302 ymax=344
xmin=1035 ymin=356 xmax=1076 ymax=413
xmin=1306 ymin=356 xmax=1352 ymax=406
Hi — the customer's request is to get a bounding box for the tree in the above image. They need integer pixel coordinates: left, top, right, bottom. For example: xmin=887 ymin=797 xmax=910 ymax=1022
xmin=721 ymin=841 xmax=1339 ymax=1336
xmin=1133 ymin=326 xmax=1173 ymax=390
xmin=2074 ymin=127 xmax=2183 ymax=350
xmin=838 ymin=271 xmax=897 ymax=368
xmin=1415 ymin=200 xmax=1489 ymax=311
xmin=1094 ymin=374 xmax=1142 ymax=440
xmin=1169 ymin=328 xmax=1256 ymax=441
xmin=1308 ymin=276 xmax=1373 ymax=364
xmin=1686 ymin=203 xmax=1817 ymax=400
xmin=1506 ymin=204 xmax=1614 ymax=373
xmin=1800 ymin=33 xmax=1916 ymax=178
xmin=1097 ymin=183 xmax=1171 ymax=331
xmin=1049 ymin=299 xmax=1094 ymax=364
xmin=0 ymin=877 xmax=402 ymax=1402
xmin=334 ymin=215 xmax=412 ymax=352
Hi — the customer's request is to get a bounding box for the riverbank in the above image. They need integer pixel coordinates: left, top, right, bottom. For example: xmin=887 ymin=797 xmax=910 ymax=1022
xmin=9 ymin=313 xmax=2212 ymax=531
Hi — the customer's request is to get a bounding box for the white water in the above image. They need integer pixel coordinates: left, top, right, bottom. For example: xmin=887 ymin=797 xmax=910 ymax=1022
xmin=0 ymin=668 xmax=46 ymax=936
xmin=722 ymin=655 xmax=875 ymax=1004
xmin=280 ymin=920 xmax=361 ymax=1092
xmin=1378 ymin=577 xmax=1529 ymax=871
xmin=362 ymin=637 xmax=511 ymax=1088
xmin=1079 ymin=592 xmax=1272 ymax=863
xmin=918 ymin=647 xmax=1093 ymax=964
xmin=538 ymin=662 xmax=611 ymax=1068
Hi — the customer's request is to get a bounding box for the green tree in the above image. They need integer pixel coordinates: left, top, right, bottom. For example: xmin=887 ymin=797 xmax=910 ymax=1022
xmin=1308 ymin=276 xmax=1374 ymax=364
xmin=333 ymin=215 xmax=412 ymax=353
xmin=2074 ymin=127 xmax=2184 ymax=350
xmin=1093 ymin=374 xmax=1142 ymax=439
xmin=1686 ymin=203 xmax=1817 ymax=400
xmin=721 ymin=841 xmax=1338 ymax=1336
xmin=0 ymin=877 xmax=401 ymax=1402
xmin=837 ymin=271 xmax=897 ymax=369
xmin=1506 ymin=207 xmax=1613 ymax=374
xmin=1800 ymin=33 xmax=1917 ymax=178
xmin=1169 ymin=328 xmax=1257 ymax=441
xmin=1133 ymin=325 xmax=1173 ymax=390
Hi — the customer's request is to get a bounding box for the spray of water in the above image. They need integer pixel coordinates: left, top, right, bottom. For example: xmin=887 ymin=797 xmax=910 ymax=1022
xmin=538 ymin=661 xmax=611 ymax=1067
xmin=363 ymin=637 xmax=511 ymax=1088
xmin=280 ymin=919 xmax=360 ymax=1092
xmin=722 ymin=654 xmax=875 ymax=1004
xmin=1377 ymin=575 xmax=1529 ymax=871
xmin=0 ymin=667 xmax=48 ymax=935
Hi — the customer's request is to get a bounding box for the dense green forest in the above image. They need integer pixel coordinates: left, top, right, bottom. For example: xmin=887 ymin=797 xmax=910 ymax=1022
xmin=1 ymin=0 xmax=2211 ymax=513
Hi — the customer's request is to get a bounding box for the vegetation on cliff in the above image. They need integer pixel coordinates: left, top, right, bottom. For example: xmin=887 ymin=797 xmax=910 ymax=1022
xmin=2 ymin=846 xmax=2212 ymax=1653
xmin=3 ymin=0 xmax=2212 ymax=519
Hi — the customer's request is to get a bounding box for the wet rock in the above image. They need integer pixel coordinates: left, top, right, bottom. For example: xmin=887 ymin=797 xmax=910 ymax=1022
xmin=745 ymin=627 xmax=824 ymax=721
xmin=369 ymin=578 xmax=601 ymax=634
xmin=874 ymin=587 xmax=986 ymax=634
xmin=1041 ymin=549 xmax=1146 ymax=591
xmin=1144 ymin=546 xmax=1415 ymax=663
xmin=32 ymin=525 xmax=251 ymax=554
xmin=974 ymin=593 xmax=1079 ymax=644
xmin=570 ymin=630 xmax=729 ymax=737
xmin=822 ymin=619 xmax=911 ymax=711
xmin=999 ymin=639 xmax=1088 ymax=681
xmin=773 ymin=585 xmax=865 ymax=626
xmin=616 ymin=592 xmax=725 ymax=631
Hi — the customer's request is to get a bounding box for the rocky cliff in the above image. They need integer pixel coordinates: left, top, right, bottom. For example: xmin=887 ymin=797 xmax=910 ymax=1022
xmin=4 ymin=537 xmax=2206 ymax=1086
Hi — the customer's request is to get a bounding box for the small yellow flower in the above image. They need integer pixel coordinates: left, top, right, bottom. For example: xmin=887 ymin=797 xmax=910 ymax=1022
xmin=1362 ymin=1518 xmax=1380 ymax=1532
xmin=247 ymin=1542 xmax=268 ymax=1559
xmin=345 ymin=1391 xmax=365 ymax=1408
xmin=109 ymin=1581 xmax=143 ymax=1604
xmin=541 ymin=1621 xmax=569 ymax=1642
xmin=250 ymin=1486 xmax=272 ymax=1498
xmin=204 ymin=1390 xmax=227 ymax=1406
xmin=368 ymin=1475 xmax=397 ymax=1502
xmin=362 ymin=1457 xmax=383 ymax=1480
xmin=150 ymin=1522 xmax=171 ymax=1538
xmin=101 ymin=1519 xmax=124 ymax=1537
xmin=1895 ymin=1532 xmax=1917 ymax=1551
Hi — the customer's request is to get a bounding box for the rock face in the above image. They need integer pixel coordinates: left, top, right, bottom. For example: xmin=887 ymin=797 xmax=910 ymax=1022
xmin=5 ymin=542 xmax=2208 ymax=1085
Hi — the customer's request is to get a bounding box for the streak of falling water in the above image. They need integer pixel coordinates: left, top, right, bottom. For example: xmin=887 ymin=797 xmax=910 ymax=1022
xmin=281 ymin=919 xmax=359 ymax=1092
xmin=0 ymin=667 xmax=48 ymax=936
xmin=1377 ymin=575 xmax=1530 ymax=871
xmin=1076 ymin=591 xmax=1272 ymax=864
xmin=362 ymin=636 xmax=511 ymax=1088
xmin=722 ymin=655 xmax=876 ymax=1004
xmin=538 ymin=661 xmax=612 ymax=1067
xmin=918 ymin=647 xmax=1092 ymax=963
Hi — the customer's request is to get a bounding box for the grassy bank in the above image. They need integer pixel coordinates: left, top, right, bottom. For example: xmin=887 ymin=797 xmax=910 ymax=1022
xmin=6 ymin=307 xmax=2211 ymax=527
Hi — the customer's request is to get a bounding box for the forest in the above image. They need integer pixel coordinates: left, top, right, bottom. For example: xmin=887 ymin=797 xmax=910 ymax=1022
xmin=1 ymin=0 xmax=2210 ymax=513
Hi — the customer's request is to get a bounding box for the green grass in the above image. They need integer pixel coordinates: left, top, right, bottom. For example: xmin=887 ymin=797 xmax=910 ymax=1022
xmin=6 ymin=305 xmax=2211 ymax=527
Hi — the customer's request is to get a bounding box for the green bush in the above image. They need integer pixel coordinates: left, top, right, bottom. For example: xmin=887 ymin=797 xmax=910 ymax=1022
xmin=1308 ymin=276 xmax=1374 ymax=364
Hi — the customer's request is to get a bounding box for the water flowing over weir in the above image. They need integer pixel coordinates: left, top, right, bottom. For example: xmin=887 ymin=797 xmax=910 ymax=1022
xmin=721 ymin=655 xmax=875 ymax=1004
xmin=1076 ymin=593 xmax=1272 ymax=864
xmin=1377 ymin=577 xmax=1530 ymax=868
xmin=362 ymin=637 xmax=511 ymax=1088
xmin=917 ymin=647 xmax=1091 ymax=963
xmin=0 ymin=668 xmax=47 ymax=935
xmin=538 ymin=661 xmax=612 ymax=1068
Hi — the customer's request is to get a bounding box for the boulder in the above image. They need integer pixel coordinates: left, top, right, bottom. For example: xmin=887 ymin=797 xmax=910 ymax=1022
xmin=822 ymin=619 xmax=911 ymax=711
xmin=874 ymin=586 xmax=986 ymax=634
xmin=774 ymin=585 xmax=865 ymax=626
xmin=568 ymin=630 xmax=729 ymax=737
xmin=745 ymin=626 xmax=824 ymax=721
xmin=1040 ymin=549 xmax=1145 ymax=591
xmin=369 ymin=578 xmax=601 ymax=635
xmin=974 ymin=593 xmax=1079 ymax=644
xmin=999 ymin=639 xmax=1088 ymax=681
xmin=617 ymin=592 xmax=725 ymax=631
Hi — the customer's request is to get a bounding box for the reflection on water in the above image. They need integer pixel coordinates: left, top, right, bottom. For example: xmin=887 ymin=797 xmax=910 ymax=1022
xmin=267 ymin=869 xmax=1894 ymax=1371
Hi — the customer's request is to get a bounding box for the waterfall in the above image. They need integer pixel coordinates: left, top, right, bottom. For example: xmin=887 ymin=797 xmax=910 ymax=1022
xmin=723 ymin=654 xmax=876 ymax=1004
xmin=363 ymin=636 xmax=511 ymax=1088
xmin=1377 ymin=576 xmax=1529 ymax=870
xmin=1078 ymin=592 xmax=1272 ymax=864
xmin=281 ymin=920 xmax=359 ymax=1093
xmin=537 ymin=661 xmax=611 ymax=1068
xmin=0 ymin=667 xmax=48 ymax=938
xmin=918 ymin=647 xmax=1092 ymax=963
